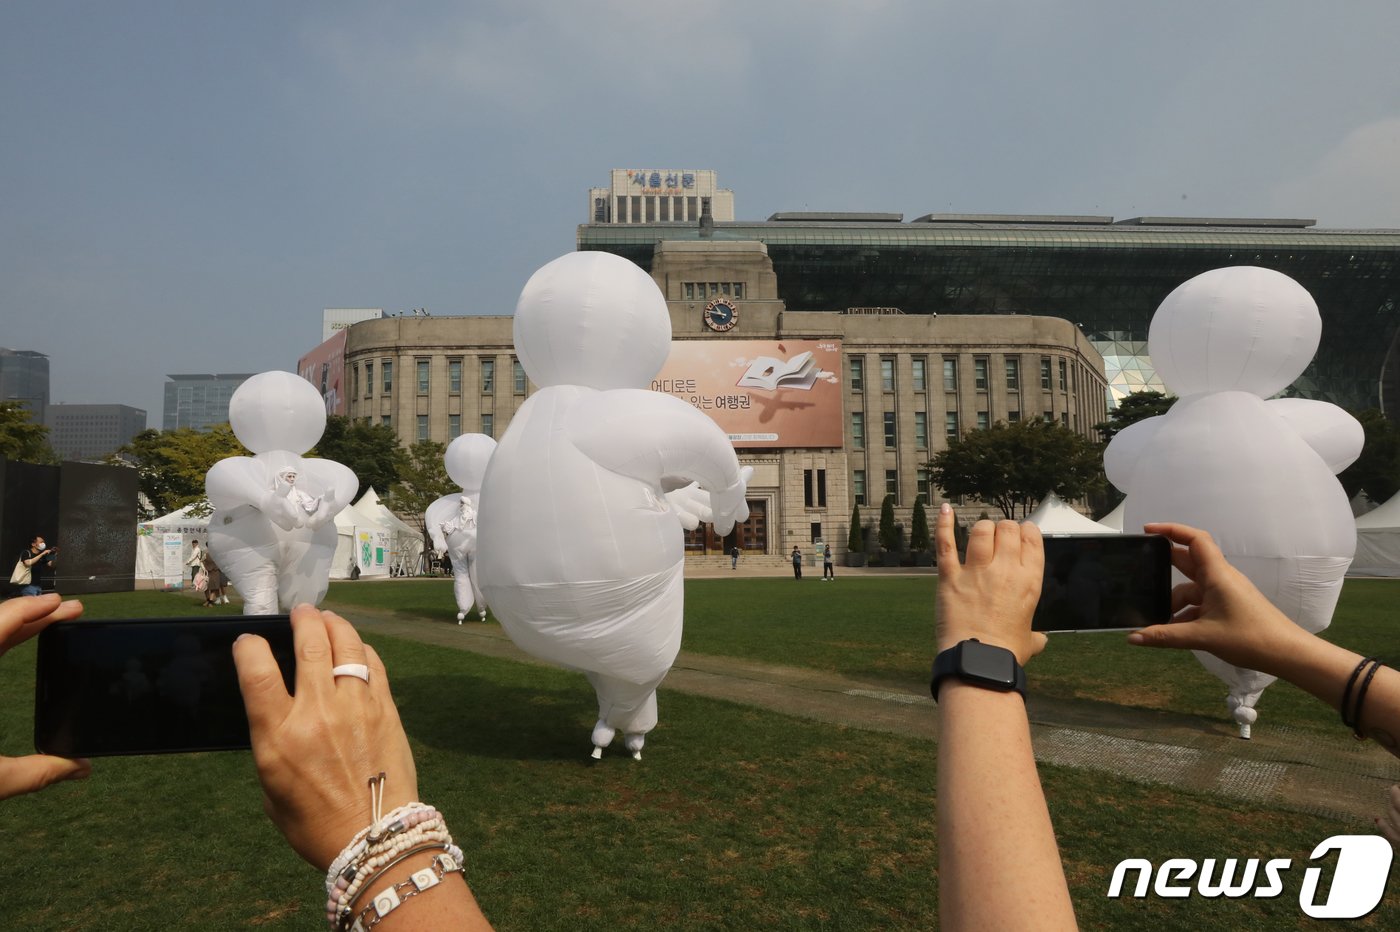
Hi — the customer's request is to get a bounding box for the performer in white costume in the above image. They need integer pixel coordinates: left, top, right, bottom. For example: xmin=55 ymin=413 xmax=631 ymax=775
xmin=478 ymin=252 xmax=751 ymax=760
xmin=205 ymin=371 xmax=358 ymax=615
xmin=426 ymin=434 xmax=497 ymax=623
xmin=1105 ymin=267 xmax=1362 ymax=737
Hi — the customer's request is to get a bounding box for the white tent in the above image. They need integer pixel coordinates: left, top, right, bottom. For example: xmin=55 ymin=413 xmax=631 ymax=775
xmin=354 ymin=487 xmax=425 ymax=575
xmin=136 ymin=503 xmax=210 ymax=588
xmin=1027 ymin=493 xmax=1119 ymax=535
xmin=1351 ymin=491 xmax=1400 ymax=577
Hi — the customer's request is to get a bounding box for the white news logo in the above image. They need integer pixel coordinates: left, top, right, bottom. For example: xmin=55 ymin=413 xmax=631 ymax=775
xmin=1108 ymin=835 xmax=1393 ymax=919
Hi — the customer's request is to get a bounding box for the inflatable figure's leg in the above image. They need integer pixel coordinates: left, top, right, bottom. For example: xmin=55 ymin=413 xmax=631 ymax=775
xmin=277 ymin=524 xmax=337 ymax=610
xmin=585 ymin=671 xmax=660 ymax=761
xmin=1226 ymin=692 xmax=1264 ymax=740
xmin=451 ymin=565 xmax=475 ymax=623
xmin=207 ymin=511 xmax=280 ymax=616
xmin=466 ymin=559 xmax=487 ymax=621
xmin=589 ymin=721 xmax=616 ymax=760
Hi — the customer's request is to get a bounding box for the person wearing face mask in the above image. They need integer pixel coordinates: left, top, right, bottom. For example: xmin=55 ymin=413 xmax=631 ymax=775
xmin=16 ymin=536 xmax=58 ymax=597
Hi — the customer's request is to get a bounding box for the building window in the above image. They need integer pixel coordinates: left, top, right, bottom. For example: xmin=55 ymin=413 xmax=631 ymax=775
xmin=974 ymin=357 xmax=989 ymax=390
xmin=917 ymin=468 xmax=932 ymax=504
xmin=914 ymin=411 xmax=928 ymax=449
xmin=684 ymin=282 xmax=694 ymax=300
xmin=1040 ymin=357 xmax=1052 ymax=389
xmin=382 ymin=360 xmax=393 ymax=393
xmin=849 ymin=357 xmax=864 ymax=392
xmin=1059 ymin=359 xmax=1068 ymax=391
xmin=416 ymin=360 xmax=429 ymax=395
xmin=853 ymin=470 xmax=866 ymax=506
xmin=885 ymin=469 xmax=899 ymax=502
xmin=416 ymin=415 xmax=429 ymax=440
xmin=883 ymin=411 xmax=896 ymax=449
xmin=977 ymin=411 xmax=990 ymax=431
xmin=363 ymin=362 xmax=373 ymax=398
xmin=449 ymin=414 xmax=461 ymax=437
xmin=482 ymin=413 xmax=494 ymax=437
xmin=943 ymin=357 xmax=958 ymax=392
xmin=880 ymin=357 xmax=895 ymax=392
xmin=1008 ymin=410 xmax=1021 ymax=423
xmin=1044 ymin=411 xmax=1055 ymax=423
xmin=448 ymin=359 xmax=462 ymax=394
xmin=734 ymin=282 xmax=744 ymax=299
xmin=481 ymin=359 xmax=495 ymax=393
xmin=911 ymin=357 xmax=927 ymax=393
xmin=381 ymin=415 xmax=391 ymax=427
xmin=1061 ymin=411 xmax=1069 ymax=427
xmin=851 ymin=412 xmax=865 ymax=449
xmin=1005 ymin=358 xmax=1019 ymax=390
xmin=945 ymin=411 xmax=960 ymax=440
xmin=352 ymin=365 xmax=360 ymax=401
xmin=810 ymin=522 xmax=822 ymax=543
xmin=803 ymin=468 xmax=828 ymax=508
xmin=513 ymin=359 xmax=527 ymax=394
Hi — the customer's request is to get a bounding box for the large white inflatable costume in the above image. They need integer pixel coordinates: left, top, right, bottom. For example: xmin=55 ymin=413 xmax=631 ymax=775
xmin=205 ymin=371 xmax=358 ymax=614
xmin=1104 ymin=267 xmax=1362 ymax=737
xmin=478 ymin=252 xmax=750 ymax=760
xmin=426 ymin=434 xmax=497 ymax=623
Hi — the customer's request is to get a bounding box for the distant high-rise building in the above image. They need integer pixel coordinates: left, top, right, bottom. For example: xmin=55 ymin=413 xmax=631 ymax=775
xmin=323 ymin=308 xmax=386 ymax=342
xmin=162 ymin=374 xmax=255 ymax=431
xmin=587 ymin=170 xmax=734 ymax=225
xmin=46 ymin=404 xmax=147 ymax=460
xmin=0 ymin=347 xmax=51 ymax=425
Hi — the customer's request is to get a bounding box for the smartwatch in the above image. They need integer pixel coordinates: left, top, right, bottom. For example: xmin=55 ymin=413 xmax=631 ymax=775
xmin=930 ymin=639 xmax=1027 ymax=702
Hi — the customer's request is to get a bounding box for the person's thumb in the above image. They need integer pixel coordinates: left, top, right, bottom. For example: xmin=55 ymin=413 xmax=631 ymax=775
xmin=0 ymin=754 xmax=92 ymax=800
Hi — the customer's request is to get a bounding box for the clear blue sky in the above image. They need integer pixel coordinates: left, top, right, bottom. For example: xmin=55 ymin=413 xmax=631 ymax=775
xmin=4 ymin=1 xmax=1399 ymax=422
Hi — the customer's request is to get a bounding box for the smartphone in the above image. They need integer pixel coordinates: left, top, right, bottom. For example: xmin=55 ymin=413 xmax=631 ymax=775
xmin=34 ymin=615 xmax=294 ymax=757
xmin=1033 ymin=534 xmax=1172 ymax=633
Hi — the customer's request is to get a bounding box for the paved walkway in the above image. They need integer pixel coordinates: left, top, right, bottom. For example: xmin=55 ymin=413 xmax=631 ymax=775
xmin=330 ymin=601 xmax=1400 ymax=826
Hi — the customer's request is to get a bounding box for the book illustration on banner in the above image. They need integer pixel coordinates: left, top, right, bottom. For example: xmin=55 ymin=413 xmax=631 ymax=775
xmin=736 ymin=351 xmax=821 ymax=391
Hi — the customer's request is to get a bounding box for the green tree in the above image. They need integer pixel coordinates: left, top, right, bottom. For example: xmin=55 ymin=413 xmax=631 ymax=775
xmin=879 ymin=494 xmax=899 ymax=553
xmin=111 ymin=424 xmax=247 ymax=519
xmin=0 ymin=402 xmax=58 ymax=464
xmin=847 ymin=503 xmax=863 ymax=553
xmin=386 ymin=440 xmax=454 ymax=550
xmin=1095 ymin=390 xmax=1177 ymax=443
xmin=909 ymin=497 xmax=930 ymax=553
xmin=313 ymin=416 xmax=407 ymax=500
xmin=929 ymin=419 xmax=1105 ymax=520
xmin=1339 ymin=408 xmax=1400 ymax=504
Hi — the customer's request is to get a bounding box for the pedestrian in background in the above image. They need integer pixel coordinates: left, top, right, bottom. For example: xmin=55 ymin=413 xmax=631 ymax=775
xmin=791 ymin=546 xmax=802 ymax=580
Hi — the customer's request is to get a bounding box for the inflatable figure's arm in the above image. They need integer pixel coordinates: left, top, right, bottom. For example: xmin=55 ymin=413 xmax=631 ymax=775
xmin=207 ymin=457 xmax=302 ymax=530
xmin=568 ymin=390 xmax=750 ymax=533
xmin=664 ymin=482 xmax=712 ymax=531
xmin=1266 ymin=399 xmax=1364 ymax=474
xmin=298 ymin=460 xmax=358 ymax=530
xmin=1103 ymin=416 xmax=1165 ymax=493
xmin=424 ymin=495 xmax=460 ymax=553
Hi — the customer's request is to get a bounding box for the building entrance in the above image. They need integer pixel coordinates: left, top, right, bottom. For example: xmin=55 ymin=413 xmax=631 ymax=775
xmin=684 ymin=498 xmax=767 ymax=554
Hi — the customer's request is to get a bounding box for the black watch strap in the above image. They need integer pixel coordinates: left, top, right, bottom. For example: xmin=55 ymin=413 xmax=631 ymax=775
xmin=930 ymin=638 xmax=1027 ymax=703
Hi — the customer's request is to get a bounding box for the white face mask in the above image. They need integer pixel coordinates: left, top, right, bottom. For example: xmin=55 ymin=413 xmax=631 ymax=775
xmin=34 ymin=541 xmax=45 ymax=550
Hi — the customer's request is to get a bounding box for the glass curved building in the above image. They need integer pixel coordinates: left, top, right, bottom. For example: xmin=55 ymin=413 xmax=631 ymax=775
xmin=579 ymin=213 xmax=1400 ymax=414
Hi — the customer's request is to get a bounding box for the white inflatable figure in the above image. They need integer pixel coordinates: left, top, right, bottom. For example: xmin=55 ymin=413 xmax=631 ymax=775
xmin=425 ymin=433 xmax=497 ymax=623
xmin=204 ymin=371 xmax=358 ymax=614
xmin=478 ymin=252 xmax=751 ymax=761
xmin=1104 ymin=267 xmax=1363 ymax=738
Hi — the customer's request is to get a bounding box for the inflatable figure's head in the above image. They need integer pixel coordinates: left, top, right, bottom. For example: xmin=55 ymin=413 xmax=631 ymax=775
xmin=1148 ymin=266 xmax=1321 ymax=398
xmin=444 ymin=433 xmax=498 ymax=493
xmin=229 ymin=371 xmax=327 ymax=455
xmin=513 ymin=252 xmax=671 ymax=389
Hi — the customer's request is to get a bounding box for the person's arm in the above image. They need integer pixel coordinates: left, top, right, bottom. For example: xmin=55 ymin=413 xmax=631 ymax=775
xmin=233 ymin=605 xmax=494 ymax=930
xmin=22 ymin=548 xmax=52 ymax=567
xmin=0 ymin=595 xmax=91 ymax=799
xmin=934 ymin=504 xmax=1076 ymax=931
xmin=1129 ymin=522 xmax=1400 ymax=760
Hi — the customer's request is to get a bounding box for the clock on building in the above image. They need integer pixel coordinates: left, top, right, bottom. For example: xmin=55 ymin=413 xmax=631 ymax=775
xmin=702 ymin=297 xmax=739 ymax=332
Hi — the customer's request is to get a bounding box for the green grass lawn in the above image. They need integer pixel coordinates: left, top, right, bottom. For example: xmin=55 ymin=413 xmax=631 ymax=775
xmin=3 ymin=586 xmax=1396 ymax=929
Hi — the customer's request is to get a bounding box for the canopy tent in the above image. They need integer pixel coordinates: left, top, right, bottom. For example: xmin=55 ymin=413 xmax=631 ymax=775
xmin=136 ymin=503 xmax=210 ymax=588
xmin=1026 ymin=493 xmax=1119 ymax=535
xmin=1351 ymin=491 xmax=1400 ymax=577
xmin=353 ymin=487 xmax=425 ymax=575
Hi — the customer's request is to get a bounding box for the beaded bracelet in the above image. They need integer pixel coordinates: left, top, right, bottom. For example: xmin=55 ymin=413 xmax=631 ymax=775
xmin=348 ymin=850 xmax=464 ymax=932
xmin=332 ymin=824 xmax=459 ymax=925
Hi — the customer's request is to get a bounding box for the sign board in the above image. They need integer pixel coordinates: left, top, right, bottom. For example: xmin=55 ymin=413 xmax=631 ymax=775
xmin=297 ymin=329 xmax=347 ymax=416
xmin=162 ymin=534 xmax=184 ymax=590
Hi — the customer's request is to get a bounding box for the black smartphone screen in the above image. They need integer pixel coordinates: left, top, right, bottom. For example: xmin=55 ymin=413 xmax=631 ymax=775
xmin=1033 ymin=535 xmax=1172 ymax=633
xmin=34 ymin=615 xmax=294 ymax=757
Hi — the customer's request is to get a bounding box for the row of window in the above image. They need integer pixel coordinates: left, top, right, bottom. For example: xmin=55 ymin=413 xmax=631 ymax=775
xmin=682 ymin=281 xmax=746 ymax=300
xmin=850 ymin=468 xmax=933 ymax=507
xmin=851 ymin=407 xmax=1075 ymax=449
xmin=353 ymin=358 xmax=527 ymax=399
xmin=372 ymin=413 xmax=498 ymax=442
xmin=849 ymin=355 xmax=1072 ymax=393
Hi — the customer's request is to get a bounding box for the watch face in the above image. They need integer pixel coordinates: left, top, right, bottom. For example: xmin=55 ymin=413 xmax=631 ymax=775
xmin=958 ymin=641 xmax=1019 ymax=687
xmin=702 ymin=297 xmax=738 ymax=332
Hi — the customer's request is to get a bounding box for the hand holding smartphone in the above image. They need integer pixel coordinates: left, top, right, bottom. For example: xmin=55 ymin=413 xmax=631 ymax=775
xmin=1033 ymin=534 xmax=1172 ymax=633
xmin=35 ymin=615 xmax=295 ymax=757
